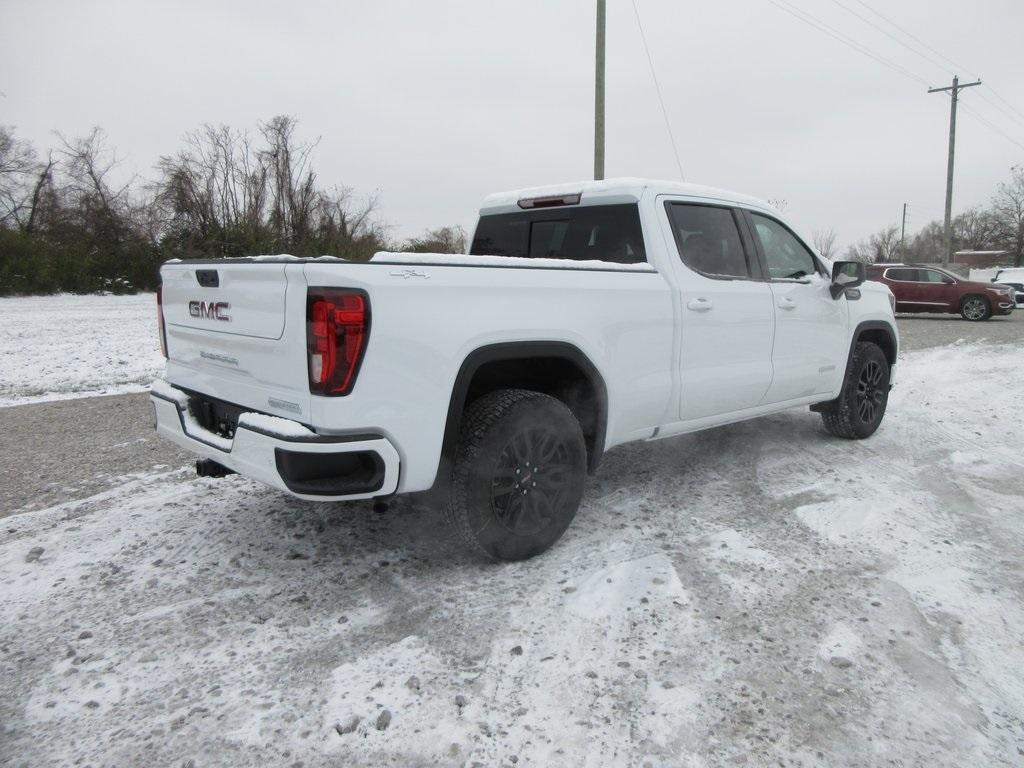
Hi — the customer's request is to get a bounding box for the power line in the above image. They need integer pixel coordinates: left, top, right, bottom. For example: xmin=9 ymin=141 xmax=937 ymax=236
xmin=846 ymin=0 xmax=1024 ymax=126
xmin=829 ymin=0 xmax=958 ymax=79
xmin=983 ymin=87 xmax=1024 ymax=122
xmin=848 ymin=0 xmax=976 ymax=77
xmin=764 ymin=0 xmax=930 ymax=87
xmin=974 ymin=92 xmax=1024 ymax=131
xmin=630 ymin=0 xmax=685 ymax=180
xmin=766 ymin=0 xmax=1024 ymax=152
xmin=959 ymin=104 xmax=1024 ymax=152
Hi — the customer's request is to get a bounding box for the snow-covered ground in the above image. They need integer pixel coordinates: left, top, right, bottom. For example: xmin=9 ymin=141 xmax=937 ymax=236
xmin=2 ymin=342 xmax=1022 ymax=766
xmin=0 ymin=293 xmax=165 ymax=407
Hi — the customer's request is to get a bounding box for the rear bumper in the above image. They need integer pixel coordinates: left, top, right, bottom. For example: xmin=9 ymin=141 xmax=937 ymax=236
xmin=151 ymin=379 xmax=400 ymax=501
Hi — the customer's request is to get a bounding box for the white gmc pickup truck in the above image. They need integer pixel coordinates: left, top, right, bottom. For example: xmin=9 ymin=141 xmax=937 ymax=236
xmin=151 ymin=178 xmax=898 ymax=560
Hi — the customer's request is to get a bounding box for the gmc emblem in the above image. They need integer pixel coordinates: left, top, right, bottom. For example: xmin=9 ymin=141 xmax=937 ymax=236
xmin=188 ymin=300 xmax=231 ymax=322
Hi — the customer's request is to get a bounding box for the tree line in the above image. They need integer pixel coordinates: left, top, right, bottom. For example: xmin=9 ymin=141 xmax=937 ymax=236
xmin=3 ymin=114 xmax=1021 ymax=295
xmin=812 ymin=166 xmax=1024 ymax=267
xmin=0 ymin=116 xmax=466 ymax=295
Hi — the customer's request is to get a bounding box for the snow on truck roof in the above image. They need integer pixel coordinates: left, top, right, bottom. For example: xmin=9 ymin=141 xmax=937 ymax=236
xmin=480 ymin=177 xmax=778 ymax=215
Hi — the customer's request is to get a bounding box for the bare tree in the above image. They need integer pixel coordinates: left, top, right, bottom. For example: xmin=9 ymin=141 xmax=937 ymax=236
xmin=952 ymin=206 xmax=1000 ymax=252
xmin=0 ymin=125 xmax=39 ymax=228
xmin=844 ymin=241 xmax=871 ymax=264
xmin=260 ymin=115 xmax=319 ymax=247
xmin=56 ymin=127 xmax=136 ymax=245
xmin=23 ymin=152 xmax=55 ymax=234
xmin=403 ymin=225 xmax=467 ymax=254
xmin=157 ymin=123 xmax=268 ymax=248
xmin=904 ymin=220 xmax=944 ymax=263
xmin=156 ymin=116 xmax=386 ymax=259
xmin=870 ymin=225 xmax=901 ymax=263
xmin=845 ymin=224 xmax=901 ymax=264
xmin=991 ymin=165 xmax=1024 ymax=267
xmin=812 ymin=228 xmax=838 ymax=260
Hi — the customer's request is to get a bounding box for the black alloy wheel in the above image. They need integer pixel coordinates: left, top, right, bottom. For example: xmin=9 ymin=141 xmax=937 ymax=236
xmin=490 ymin=427 xmax=573 ymax=537
xmin=819 ymin=341 xmax=890 ymax=439
xmin=444 ymin=389 xmax=587 ymax=561
xmin=855 ymin=358 xmax=886 ymax=425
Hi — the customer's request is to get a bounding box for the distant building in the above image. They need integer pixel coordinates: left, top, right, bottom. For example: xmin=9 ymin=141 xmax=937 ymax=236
xmin=953 ymin=250 xmax=1011 ymax=268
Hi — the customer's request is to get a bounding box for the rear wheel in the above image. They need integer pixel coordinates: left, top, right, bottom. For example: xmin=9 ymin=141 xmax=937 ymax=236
xmin=818 ymin=342 xmax=890 ymax=439
xmin=444 ymin=389 xmax=587 ymax=561
xmin=960 ymin=294 xmax=991 ymax=321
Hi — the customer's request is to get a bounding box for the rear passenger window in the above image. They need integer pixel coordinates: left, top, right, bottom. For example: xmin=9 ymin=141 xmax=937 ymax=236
xmin=885 ymin=268 xmax=917 ymax=282
xmin=666 ymin=203 xmax=753 ymax=279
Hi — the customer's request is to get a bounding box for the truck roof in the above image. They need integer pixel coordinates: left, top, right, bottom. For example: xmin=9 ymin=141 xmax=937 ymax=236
xmin=480 ymin=177 xmax=778 ymax=216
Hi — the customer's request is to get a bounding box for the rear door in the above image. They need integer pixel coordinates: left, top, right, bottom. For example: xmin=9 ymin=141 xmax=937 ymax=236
xmin=745 ymin=212 xmax=848 ymax=403
xmin=883 ymin=267 xmax=924 ymax=310
xmin=662 ymin=201 xmax=775 ymax=420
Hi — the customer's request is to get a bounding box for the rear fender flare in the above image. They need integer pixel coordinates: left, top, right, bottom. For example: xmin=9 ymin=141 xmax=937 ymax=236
xmin=433 ymin=341 xmax=608 ymax=488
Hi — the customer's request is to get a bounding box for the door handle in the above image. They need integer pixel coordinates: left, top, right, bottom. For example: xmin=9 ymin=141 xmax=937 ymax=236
xmin=687 ymin=298 xmax=713 ymax=312
xmin=777 ymin=297 xmax=797 ymax=310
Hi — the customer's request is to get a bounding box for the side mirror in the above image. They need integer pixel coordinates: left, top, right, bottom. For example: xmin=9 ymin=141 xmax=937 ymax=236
xmin=943 ymin=277 xmax=955 ymax=284
xmin=830 ymin=260 xmax=865 ymax=299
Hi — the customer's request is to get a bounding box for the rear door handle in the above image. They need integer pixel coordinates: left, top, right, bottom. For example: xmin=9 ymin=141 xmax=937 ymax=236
xmin=687 ymin=298 xmax=713 ymax=312
xmin=777 ymin=297 xmax=796 ymax=310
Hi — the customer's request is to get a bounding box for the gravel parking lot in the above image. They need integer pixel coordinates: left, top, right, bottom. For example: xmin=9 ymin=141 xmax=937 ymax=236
xmin=895 ymin=310 xmax=1023 ymax=351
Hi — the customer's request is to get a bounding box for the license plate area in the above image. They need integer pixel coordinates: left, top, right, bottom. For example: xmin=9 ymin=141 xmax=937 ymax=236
xmin=188 ymin=393 xmax=246 ymax=440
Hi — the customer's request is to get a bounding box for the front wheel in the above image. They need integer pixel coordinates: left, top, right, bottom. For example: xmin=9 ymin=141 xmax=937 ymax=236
xmin=444 ymin=389 xmax=587 ymax=561
xmin=960 ymin=295 xmax=991 ymax=321
xmin=818 ymin=342 xmax=890 ymax=439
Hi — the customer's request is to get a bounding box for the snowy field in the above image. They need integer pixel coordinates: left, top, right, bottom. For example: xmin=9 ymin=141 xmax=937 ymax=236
xmin=0 ymin=293 xmax=165 ymax=407
xmin=2 ymin=341 xmax=1023 ymax=766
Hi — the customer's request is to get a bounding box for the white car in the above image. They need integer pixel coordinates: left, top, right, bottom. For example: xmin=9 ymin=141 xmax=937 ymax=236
xmin=992 ymin=267 xmax=1024 ymax=307
xmin=151 ymin=178 xmax=899 ymax=560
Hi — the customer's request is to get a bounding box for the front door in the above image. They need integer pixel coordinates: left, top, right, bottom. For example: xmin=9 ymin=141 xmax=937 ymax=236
xmin=915 ymin=267 xmax=959 ymax=310
xmin=746 ymin=212 xmax=848 ymax=403
xmin=663 ymin=201 xmax=775 ymax=420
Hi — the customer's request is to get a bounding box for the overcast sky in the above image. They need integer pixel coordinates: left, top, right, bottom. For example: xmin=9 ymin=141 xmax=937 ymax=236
xmin=2 ymin=0 xmax=1022 ymax=249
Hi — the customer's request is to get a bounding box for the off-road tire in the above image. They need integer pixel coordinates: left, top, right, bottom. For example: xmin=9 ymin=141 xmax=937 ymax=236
xmin=960 ymin=294 xmax=991 ymax=321
xmin=443 ymin=389 xmax=587 ymax=561
xmin=819 ymin=342 xmax=890 ymax=439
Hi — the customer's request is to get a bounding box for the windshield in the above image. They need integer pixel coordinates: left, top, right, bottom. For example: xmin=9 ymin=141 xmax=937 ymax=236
xmin=470 ymin=203 xmax=646 ymax=264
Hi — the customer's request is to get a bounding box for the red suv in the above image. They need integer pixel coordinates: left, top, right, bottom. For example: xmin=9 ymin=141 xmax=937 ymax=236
xmin=866 ymin=264 xmax=1015 ymax=321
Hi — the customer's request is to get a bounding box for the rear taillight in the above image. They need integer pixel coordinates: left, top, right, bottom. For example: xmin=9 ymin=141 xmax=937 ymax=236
xmin=306 ymin=289 xmax=370 ymax=396
xmin=157 ymin=284 xmax=168 ymax=358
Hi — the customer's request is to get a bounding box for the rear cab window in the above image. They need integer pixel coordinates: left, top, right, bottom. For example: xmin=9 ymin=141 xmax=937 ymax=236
xmin=470 ymin=204 xmax=646 ymax=264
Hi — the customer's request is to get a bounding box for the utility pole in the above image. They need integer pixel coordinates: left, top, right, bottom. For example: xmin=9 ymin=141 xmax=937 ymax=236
xmin=594 ymin=0 xmax=606 ymax=181
xmin=928 ymin=75 xmax=981 ymax=266
xmin=899 ymin=202 xmax=908 ymax=260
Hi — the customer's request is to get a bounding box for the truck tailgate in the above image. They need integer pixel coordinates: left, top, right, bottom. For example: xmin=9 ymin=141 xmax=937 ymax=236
xmin=163 ymin=263 xmax=288 ymax=339
xmin=160 ymin=262 xmax=313 ymax=420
